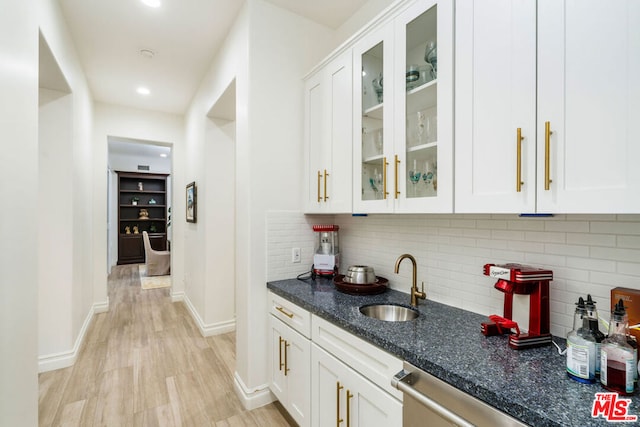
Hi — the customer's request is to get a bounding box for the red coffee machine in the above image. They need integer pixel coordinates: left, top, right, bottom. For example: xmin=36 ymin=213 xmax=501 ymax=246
xmin=482 ymin=263 xmax=553 ymax=350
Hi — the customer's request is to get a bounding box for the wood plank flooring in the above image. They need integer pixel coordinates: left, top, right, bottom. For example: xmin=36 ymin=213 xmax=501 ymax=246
xmin=39 ymin=264 xmax=293 ymax=426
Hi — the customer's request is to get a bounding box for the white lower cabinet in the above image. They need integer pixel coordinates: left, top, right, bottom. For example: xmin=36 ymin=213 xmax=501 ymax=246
xmin=268 ymin=292 xmax=311 ymax=427
xmin=269 ymin=316 xmax=311 ymax=427
xmin=268 ymin=293 xmax=402 ymax=426
xmin=311 ymin=344 xmax=402 ymax=427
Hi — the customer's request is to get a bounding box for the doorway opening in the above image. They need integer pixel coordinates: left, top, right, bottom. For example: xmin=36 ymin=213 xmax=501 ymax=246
xmin=204 ymin=78 xmax=237 ymax=325
xmin=107 ymin=137 xmax=172 ymax=276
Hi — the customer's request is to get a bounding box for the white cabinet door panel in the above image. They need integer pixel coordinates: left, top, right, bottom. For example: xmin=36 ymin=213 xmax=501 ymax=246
xmin=327 ymin=51 xmax=353 ymax=213
xmin=455 ymin=0 xmax=536 ymax=213
xmin=304 ymin=73 xmax=325 ymax=213
xmin=537 ymin=0 xmax=640 ymax=212
xmin=311 ymin=344 xmax=402 ymax=427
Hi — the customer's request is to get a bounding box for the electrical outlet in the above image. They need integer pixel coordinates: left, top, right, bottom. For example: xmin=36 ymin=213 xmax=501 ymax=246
xmin=292 ymin=248 xmax=301 ymax=263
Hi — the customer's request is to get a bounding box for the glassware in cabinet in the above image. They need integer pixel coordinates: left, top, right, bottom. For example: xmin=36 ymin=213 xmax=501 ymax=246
xmin=353 ymin=0 xmax=452 ymax=213
xmin=395 ymin=0 xmax=452 ymax=212
xmin=354 ymin=27 xmax=394 ymax=212
xmin=403 ymin=4 xmax=439 ymax=201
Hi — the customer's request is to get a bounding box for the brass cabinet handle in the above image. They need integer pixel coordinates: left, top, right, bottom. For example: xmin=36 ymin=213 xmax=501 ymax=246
xmin=284 ymin=340 xmax=290 ymax=376
xmin=317 ymin=171 xmax=322 ymax=202
xmin=516 ymin=128 xmax=524 ymax=192
xmin=278 ymin=336 xmax=284 ymax=371
xmin=383 ymin=157 xmax=389 ymax=199
xmin=394 ymin=155 xmax=400 ymax=199
xmin=324 ymin=169 xmax=329 ymax=201
xmin=545 ymin=121 xmax=553 ymax=190
xmin=346 ymin=390 xmax=353 ymax=427
xmin=336 ymin=382 xmax=344 ymax=426
xmin=275 ymin=306 xmax=294 ymax=319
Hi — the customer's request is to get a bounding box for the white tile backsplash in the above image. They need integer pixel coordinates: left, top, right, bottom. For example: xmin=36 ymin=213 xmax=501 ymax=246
xmin=266 ymin=212 xmax=640 ymax=338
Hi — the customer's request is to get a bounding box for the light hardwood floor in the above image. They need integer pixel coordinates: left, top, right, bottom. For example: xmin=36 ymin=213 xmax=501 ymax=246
xmin=39 ymin=264 xmax=294 ymax=426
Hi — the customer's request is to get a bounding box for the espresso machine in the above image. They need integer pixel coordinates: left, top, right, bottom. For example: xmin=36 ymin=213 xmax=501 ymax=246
xmin=482 ymin=263 xmax=553 ymax=349
xmin=312 ymin=225 xmax=339 ymax=277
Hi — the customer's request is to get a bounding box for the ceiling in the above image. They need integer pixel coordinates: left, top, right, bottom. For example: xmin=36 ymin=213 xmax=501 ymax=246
xmin=57 ymin=0 xmax=370 ymax=115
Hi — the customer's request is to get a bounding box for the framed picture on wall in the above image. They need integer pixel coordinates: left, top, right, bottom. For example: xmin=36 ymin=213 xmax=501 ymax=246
xmin=186 ymin=181 xmax=197 ymax=223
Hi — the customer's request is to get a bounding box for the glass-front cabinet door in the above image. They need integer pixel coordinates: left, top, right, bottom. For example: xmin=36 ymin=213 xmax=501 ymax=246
xmin=353 ymin=25 xmax=394 ymax=213
xmin=395 ymin=0 xmax=452 ymax=212
xmin=353 ymin=0 xmax=453 ymax=213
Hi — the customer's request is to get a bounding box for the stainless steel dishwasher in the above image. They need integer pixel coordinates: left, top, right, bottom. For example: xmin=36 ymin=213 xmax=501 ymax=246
xmin=392 ymin=362 xmax=528 ymax=427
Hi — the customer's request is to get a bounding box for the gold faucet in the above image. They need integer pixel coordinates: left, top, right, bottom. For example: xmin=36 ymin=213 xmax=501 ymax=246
xmin=394 ymin=254 xmax=426 ymax=307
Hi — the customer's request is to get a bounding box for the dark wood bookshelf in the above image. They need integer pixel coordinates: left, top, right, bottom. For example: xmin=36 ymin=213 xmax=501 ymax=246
xmin=116 ymin=171 xmax=169 ymax=265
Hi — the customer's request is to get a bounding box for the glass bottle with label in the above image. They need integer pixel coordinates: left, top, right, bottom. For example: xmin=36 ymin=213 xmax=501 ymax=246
xmin=601 ymin=299 xmax=635 ymax=395
xmin=585 ymin=295 xmax=604 ymax=377
xmin=567 ymin=297 xmax=596 ymax=383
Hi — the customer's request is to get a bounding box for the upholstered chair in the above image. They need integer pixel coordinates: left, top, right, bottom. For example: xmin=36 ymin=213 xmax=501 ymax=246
xmin=142 ymin=231 xmax=170 ymax=276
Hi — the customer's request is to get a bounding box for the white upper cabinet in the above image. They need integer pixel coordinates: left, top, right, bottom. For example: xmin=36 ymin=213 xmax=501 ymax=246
xmin=304 ymin=51 xmax=353 ymax=213
xmin=353 ymin=24 xmax=394 ymax=213
xmin=537 ymin=0 xmax=640 ymax=213
xmin=353 ymin=0 xmax=453 ymax=213
xmin=456 ymin=0 xmax=640 ymax=213
xmin=454 ymin=0 xmax=537 ymax=213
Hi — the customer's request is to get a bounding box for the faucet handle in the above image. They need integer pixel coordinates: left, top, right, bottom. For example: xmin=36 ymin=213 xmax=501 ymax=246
xmin=418 ymin=281 xmax=427 ymax=300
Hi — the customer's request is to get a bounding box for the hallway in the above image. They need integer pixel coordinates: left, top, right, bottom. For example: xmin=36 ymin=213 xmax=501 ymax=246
xmin=38 ymin=265 xmax=292 ymax=426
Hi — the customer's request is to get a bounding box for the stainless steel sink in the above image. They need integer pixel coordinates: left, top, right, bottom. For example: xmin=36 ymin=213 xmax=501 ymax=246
xmin=359 ymin=304 xmax=419 ymax=322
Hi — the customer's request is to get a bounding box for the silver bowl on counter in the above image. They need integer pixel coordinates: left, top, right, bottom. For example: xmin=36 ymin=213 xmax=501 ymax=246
xmin=344 ymin=265 xmax=377 ymax=285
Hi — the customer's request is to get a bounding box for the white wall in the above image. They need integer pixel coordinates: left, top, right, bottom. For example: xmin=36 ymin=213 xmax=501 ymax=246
xmin=267 ymin=212 xmax=640 ymax=339
xmin=204 ymin=117 xmax=236 ymax=330
xmin=182 ymin=0 xmax=332 ymax=408
xmin=332 ymin=0 xmax=396 ymax=49
xmin=181 ymin=0 xmax=248 ymax=385
xmin=92 ymin=103 xmax=184 ymax=306
xmin=241 ymin=0 xmax=333 ymax=406
xmin=38 ymin=89 xmax=73 ymax=358
xmin=180 ymin=0 xmax=247 ymax=341
xmin=108 ymin=152 xmax=171 ymax=174
xmin=0 ymin=1 xmax=39 ymax=424
xmin=37 ymin=0 xmax=96 ymax=373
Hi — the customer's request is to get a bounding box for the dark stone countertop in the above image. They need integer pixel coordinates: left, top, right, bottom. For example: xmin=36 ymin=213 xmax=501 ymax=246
xmin=267 ymin=277 xmax=640 ymax=427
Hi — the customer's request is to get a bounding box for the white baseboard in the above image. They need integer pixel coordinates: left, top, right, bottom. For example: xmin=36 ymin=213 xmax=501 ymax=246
xmin=233 ymin=371 xmax=275 ymax=410
xmin=93 ymin=298 xmax=109 ymax=313
xmin=171 ymin=290 xmax=185 ymax=302
xmin=37 ymin=299 xmax=107 ymax=373
xmin=182 ymin=295 xmax=236 ymax=337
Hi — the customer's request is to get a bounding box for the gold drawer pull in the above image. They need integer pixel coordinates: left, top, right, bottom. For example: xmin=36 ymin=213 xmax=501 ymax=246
xmin=337 ymin=381 xmax=344 ymax=426
xmin=324 ymin=169 xmax=329 ymax=201
xmin=516 ymin=128 xmax=524 ymax=192
xmin=284 ymin=340 xmax=290 ymax=376
xmin=346 ymin=389 xmax=353 ymax=427
xmin=394 ymin=155 xmax=400 ymax=199
xmin=275 ymin=306 xmax=294 ymax=318
xmin=383 ymin=157 xmax=389 ymax=199
xmin=545 ymin=121 xmax=553 ymax=190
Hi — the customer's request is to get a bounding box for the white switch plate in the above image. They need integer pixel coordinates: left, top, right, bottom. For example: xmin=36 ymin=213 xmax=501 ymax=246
xmin=292 ymin=248 xmax=301 ymax=263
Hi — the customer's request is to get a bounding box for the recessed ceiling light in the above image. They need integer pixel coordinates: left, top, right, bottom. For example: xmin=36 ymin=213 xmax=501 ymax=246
xmin=136 ymin=86 xmax=150 ymax=95
xmin=160 ymin=153 xmax=168 ymax=158
xmin=141 ymin=0 xmax=161 ymax=8
xmin=139 ymin=49 xmax=155 ymax=59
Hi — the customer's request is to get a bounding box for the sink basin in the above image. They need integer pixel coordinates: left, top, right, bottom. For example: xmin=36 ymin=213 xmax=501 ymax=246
xmin=359 ymin=304 xmax=419 ymax=322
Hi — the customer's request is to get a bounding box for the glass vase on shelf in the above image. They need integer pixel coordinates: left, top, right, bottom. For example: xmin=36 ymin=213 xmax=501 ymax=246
xmin=424 ymin=41 xmax=437 ymax=79
xmin=372 ymin=73 xmax=383 ymax=104
xmin=416 ymin=111 xmax=426 ymax=146
xmin=408 ymin=159 xmax=422 ymax=197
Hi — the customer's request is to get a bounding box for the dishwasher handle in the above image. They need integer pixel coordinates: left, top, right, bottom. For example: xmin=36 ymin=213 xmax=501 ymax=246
xmin=392 ymin=370 xmax=476 ymax=427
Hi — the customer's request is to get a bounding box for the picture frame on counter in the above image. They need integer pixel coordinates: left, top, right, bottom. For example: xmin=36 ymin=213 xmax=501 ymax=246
xmin=186 ymin=181 xmax=197 ymax=223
